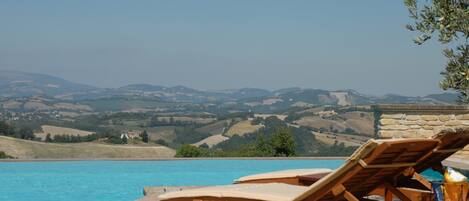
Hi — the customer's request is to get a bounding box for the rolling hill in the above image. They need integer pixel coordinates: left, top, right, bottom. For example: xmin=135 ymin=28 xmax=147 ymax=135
xmin=0 ymin=135 xmax=175 ymax=159
xmin=0 ymin=70 xmax=459 ymax=107
xmin=0 ymin=70 xmax=97 ymax=98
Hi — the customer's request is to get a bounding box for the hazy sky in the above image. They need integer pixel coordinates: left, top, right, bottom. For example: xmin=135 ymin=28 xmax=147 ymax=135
xmin=0 ymin=1 xmax=448 ymax=96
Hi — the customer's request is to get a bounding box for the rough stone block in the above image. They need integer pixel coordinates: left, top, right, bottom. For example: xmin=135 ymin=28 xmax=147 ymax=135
xmin=439 ymin=115 xmax=451 ymax=122
xmin=406 ymin=115 xmax=420 ymax=121
xmin=416 ymin=129 xmax=434 ymax=137
xmin=421 ymin=115 xmax=439 ymax=121
xmin=409 ymin=125 xmax=421 ymax=129
xmin=426 ymin=121 xmax=444 ymax=126
xmin=381 ymin=114 xmax=405 ymax=120
xmin=380 ymin=125 xmax=410 ymax=130
xmin=401 ymin=130 xmax=420 ymax=138
xmin=445 ymin=120 xmax=462 ymax=126
xmin=380 ymin=119 xmax=397 ymax=125
xmin=456 ymin=114 xmax=469 ymax=120
xmin=422 ymin=125 xmax=434 ymax=130
xmin=401 ymin=120 xmax=418 ymax=125
xmin=378 ymin=130 xmax=396 ymax=138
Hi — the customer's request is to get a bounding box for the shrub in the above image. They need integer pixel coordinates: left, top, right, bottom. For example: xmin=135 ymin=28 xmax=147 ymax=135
xmin=175 ymin=144 xmax=204 ymax=157
xmin=0 ymin=151 xmax=13 ymax=159
xmin=271 ymin=127 xmax=296 ymax=157
xmin=140 ymin=130 xmax=149 ymax=143
xmin=154 ymin=139 xmax=168 ymax=146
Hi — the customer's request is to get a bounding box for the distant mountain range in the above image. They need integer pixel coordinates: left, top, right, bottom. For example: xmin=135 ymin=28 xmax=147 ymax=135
xmin=0 ymin=70 xmax=459 ymax=105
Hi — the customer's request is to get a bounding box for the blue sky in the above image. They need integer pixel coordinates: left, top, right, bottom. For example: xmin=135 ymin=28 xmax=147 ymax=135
xmin=0 ymin=1 xmax=447 ymax=96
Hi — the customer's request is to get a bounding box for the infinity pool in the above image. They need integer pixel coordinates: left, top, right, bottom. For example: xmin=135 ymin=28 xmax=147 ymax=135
xmin=0 ymin=160 xmax=440 ymax=201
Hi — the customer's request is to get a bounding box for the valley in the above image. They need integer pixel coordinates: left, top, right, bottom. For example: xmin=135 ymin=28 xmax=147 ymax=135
xmin=0 ymin=70 xmax=459 ymax=158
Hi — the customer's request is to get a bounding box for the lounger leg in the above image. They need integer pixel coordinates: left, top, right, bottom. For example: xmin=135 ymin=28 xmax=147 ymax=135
xmin=383 ymin=182 xmax=412 ymax=201
xmin=384 ymin=188 xmax=393 ymax=201
xmin=412 ymin=173 xmax=432 ymax=190
xmin=332 ymin=184 xmax=360 ymax=201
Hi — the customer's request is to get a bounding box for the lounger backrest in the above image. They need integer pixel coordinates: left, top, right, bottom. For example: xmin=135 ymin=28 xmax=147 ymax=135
xmin=293 ymin=138 xmax=440 ymax=201
xmin=414 ymin=128 xmax=469 ymax=173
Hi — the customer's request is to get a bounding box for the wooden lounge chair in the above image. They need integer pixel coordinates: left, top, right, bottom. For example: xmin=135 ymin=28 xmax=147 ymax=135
xmin=158 ymin=138 xmax=440 ymax=201
xmin=374 ymin=128 xmax=469 ymax=200
xmin=236 ymin=129 xmax=469 ymax=188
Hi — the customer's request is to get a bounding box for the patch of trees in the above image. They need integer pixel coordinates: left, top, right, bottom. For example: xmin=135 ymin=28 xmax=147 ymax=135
xmin=175 ymin=127 xmax=296 ymax=158
xmin=215 ymin=116 xmax=357 ymax=157
xmin=140 ymin=130 xmax=149 ymax=143
xmin=171 ymin=126 xmax=212 ymax=146
xmin=175 ymin=144 xmax=204 ymax=157
xmin=285 ymin=112 xmax=315 ymax=122
xmin=47 ymin=134 xmax=98 ymax=143
xmin=155 ymin=139 xmax=168 ymax=146
xmin=216 ymin=112 xmax=253 ymax=121
xmin=0 ymin=121 xmax=36 ymax=140
xmin=149 ymin=116 xmax=197 ymax=127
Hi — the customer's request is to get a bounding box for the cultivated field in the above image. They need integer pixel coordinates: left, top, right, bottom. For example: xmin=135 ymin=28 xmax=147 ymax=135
xmin=312 ymin=132 xmax=363 ymax=147
xmin=147 ymin=126 xmax=177 ymax=142
xmin=225 ymin=120 xmax=263 ymax=137
xmin=35 ymin=125 xmax=95 ymax=140
xmin=294 ymin=111 xmax=374 ymax=136
xmin=0 ymin=136 xmax=175 ymax=159
xmin=195 ymin=120 xmax=231 ymax=134
xmin=157 ymin=116 xmax=216 ymax=124
xmin=193 ymin=134 xmax=229 ymax=148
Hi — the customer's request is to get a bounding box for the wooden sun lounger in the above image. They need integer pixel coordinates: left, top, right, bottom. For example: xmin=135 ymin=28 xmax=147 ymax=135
xmin=236 ymin=129 xmax=469 ymax=189
xmin=157 ymin=138 xmax=440 ymax=201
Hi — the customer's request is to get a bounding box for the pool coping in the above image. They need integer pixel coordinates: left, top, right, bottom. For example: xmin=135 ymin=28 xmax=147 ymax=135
xmin=0 ymin=157 xmax=348 ymax=162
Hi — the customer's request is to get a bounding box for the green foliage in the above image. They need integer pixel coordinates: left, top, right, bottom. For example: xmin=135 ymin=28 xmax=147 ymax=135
xmin=404 ymin=0 xmax=469 ymax=103
xmin=199 ymin=143 xmax=209 ymax=149
xmin=172 ymin=126 xmax=211 ymax=146
xmin=149 ymin=116 xmax=199 ymax=127
xmin=155 ymin=139 xmax=168 ymax=146
xmin=45 ymin=134 xmax=52 ymax=142
xmin=0 ymin=121 xmax=14 ymax=136
xmin=316 ymin=141 xmax=358 ymax=157
xmin=122 ymin=135 xmax=128 ymax=144
xmin=140 ymin=130 xmax=149 ymax=143
xmin=105 ymin=135 xmax=123 ymax=144
xmin=0 ymin=151 xmax=14 ymax=159
xmin=215 ymin=117 xmax=357 ymax=157
xmin=52 ymin=134 xmax=98 ymax=143
xmin=175 ymin=144 xmax=204 ymax=157
xmin=0 ymin=121 xmax=35 ymax=140
xmin=16 ymin=127 xmax=35 ymax=140
xmin=270 ymin=127 xmax=296 ymax=156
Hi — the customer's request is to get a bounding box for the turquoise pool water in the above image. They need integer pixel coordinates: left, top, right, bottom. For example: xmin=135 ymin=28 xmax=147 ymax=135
xmin=0 ymin=160 xmax=440 ymax=201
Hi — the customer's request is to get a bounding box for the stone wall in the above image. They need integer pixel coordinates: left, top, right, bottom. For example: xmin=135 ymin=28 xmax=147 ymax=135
xmin=373 ymin=104 xmax=469 ymax=160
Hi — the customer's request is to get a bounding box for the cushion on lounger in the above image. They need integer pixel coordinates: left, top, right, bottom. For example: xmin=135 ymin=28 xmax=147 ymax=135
xmin=235 ymin=168 xmax=333 ymax=183
xmin=158 ymin=183 xmax=308 ymax=201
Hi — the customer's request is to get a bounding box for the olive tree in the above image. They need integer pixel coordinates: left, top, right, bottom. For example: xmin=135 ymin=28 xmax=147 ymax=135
xmin=404 ymin=0 xmax=469 ymax=103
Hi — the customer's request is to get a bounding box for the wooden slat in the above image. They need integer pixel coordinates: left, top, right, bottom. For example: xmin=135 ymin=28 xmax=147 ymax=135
xmin=433 ymin=148 xmax=463 ymax=153
xmin=412 ymin=172 xmax=432 ymax=190
xmin=384 ymin=188 xmax=393 ymax=201
xmin=331 ymin=184 xmax=346 ymax=196
xmin=358 ymin=160 xmax=416 ymax=169
xmin=383 ymin=182 xmax=412 ymax=201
